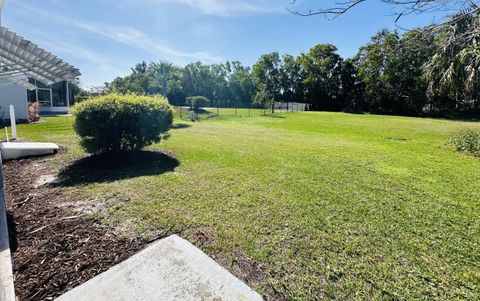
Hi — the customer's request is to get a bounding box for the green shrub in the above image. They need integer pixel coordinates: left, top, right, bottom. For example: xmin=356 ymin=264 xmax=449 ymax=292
xmin=72 ymin=93 xmax=174 ymax=154
xmin=186 ymin=96 xmax=210 ymax=112
xmin=451 ymin=128 xmax=480 ymax=157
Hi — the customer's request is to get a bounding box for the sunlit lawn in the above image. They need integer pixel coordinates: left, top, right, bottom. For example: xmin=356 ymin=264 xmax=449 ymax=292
xmin=7 ymin=112 xmax=480 ymax=300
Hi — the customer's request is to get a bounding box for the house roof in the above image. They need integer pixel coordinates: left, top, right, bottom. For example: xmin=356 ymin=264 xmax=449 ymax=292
xmin=0 ymin=26 xmax=81 ymax=90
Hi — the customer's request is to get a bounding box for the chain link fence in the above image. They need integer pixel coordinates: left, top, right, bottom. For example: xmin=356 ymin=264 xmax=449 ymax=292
xmin=174 ymin=102 xmax=308 ymax=121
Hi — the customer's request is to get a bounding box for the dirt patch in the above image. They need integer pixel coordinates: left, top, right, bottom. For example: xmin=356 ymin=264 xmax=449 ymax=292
xmin=3 ymin=158 xmax=148 ymax=301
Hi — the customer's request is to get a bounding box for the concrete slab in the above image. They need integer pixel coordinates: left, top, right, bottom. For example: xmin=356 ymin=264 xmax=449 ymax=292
xmin=55 ymin=235 xmax=263 ymax=301
xmin=0 ymin=142 xmax=59 ymax=160
xmin=0 ymin=163 xmax=15 ymax=301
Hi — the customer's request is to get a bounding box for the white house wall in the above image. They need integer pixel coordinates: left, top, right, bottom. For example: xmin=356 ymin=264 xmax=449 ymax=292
xmin=0 ymin=78 xmax=28 ymax=121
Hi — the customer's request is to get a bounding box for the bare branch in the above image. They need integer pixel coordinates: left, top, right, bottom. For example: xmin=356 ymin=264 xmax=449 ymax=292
xmin=288 ymin=0 xmax=480 ymax=24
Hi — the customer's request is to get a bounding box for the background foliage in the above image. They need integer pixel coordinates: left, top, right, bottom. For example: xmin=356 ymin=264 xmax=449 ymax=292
xmin=94 ymin=10 xmax=480 ymax=118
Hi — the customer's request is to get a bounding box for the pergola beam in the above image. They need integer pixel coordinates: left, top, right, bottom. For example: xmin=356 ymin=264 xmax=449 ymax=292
xmin=0 ymin=25 xmax=81 ymax=89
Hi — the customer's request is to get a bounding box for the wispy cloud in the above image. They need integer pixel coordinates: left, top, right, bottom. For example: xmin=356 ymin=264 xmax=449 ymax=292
xmin=70 ymin=20 xmax=221 ymax=62
xmin=131 ymin=0 xmax=285 ymax=17
xmin=167 ymin=0 xmax=282 ymax=16
xmin=24 ymin=28 xmax=129 ymax=87
xmin=10 ymin=0 xmax=221 ymax=63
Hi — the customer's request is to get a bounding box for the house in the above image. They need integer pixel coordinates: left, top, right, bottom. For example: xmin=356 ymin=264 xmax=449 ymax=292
xmin=0 ymin=25 xmax=81 ymax=122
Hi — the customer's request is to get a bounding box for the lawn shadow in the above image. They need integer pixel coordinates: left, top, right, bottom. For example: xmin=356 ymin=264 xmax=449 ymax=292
xmin=171 ymin=123 xmax=191 ymax=129
xmin=56 ymin=150 xmax=179 ymax=186
xmin=264 ymin=114 xmax=287 ymax=119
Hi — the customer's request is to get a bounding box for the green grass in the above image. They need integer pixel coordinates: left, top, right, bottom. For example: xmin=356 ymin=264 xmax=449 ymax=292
xmin=6 ymin=112 xmax=480 ymax=300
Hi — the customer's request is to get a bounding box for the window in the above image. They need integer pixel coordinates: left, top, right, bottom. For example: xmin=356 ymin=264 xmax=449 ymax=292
xmin=27 ymin=89 xmax=36 ymax=103
xmin=26 ymin=79 xmax=71 ymax=108
xmin=37 ymin=89 xmax=51 ymax=106
xmin=52 ymin=81 xmax=67 ymax=107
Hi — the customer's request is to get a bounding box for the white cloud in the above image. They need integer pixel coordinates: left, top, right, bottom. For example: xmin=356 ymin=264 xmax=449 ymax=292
xmin=10 ymin=0 xmax=221 ymax=63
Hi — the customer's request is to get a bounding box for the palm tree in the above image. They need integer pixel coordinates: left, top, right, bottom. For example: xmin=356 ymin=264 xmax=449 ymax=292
xmin=423 ymin=6 xmax=480 ymax=109
xmin=149 ymin=61 xmax=173 ymax=97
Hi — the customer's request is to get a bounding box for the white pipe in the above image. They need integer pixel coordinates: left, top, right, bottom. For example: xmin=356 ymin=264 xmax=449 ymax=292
xmin=4 ymin=127 xmax=8 ymax=143
xmin=8 ymin=105 xmax=16 ymax=140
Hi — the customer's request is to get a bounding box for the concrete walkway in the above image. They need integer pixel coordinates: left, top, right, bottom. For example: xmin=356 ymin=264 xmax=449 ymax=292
xmin=55 ymin=235 xmax=263 ymax=301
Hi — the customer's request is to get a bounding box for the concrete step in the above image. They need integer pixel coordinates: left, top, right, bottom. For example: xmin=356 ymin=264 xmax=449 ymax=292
xmin=55 ymin=235 xmax=263 ymax=301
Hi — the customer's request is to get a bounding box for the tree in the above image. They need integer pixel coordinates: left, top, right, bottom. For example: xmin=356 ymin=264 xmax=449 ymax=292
xmin=252 ymin=52 xmax=282 ymax=108
xmin=339 ymin=58 xmax=365 ymax=112
xmin=165 ymin=66 xmax=186 ymax=106
xmin=299 ymin=44 xmax=343 ymax=111
xmin=229 ymin=61 xmax=256 ymax=106
xmin=355 ymin=30 xmax=399 ymax=113
xmin=253 ymin=83 xmax=275 ymax=112
xmin=423 ymin=8 xmax=480 ymax=113
xmin=182 ymin=62 xmax=216 ymax=100
xmin=210 ymin=63 xmax=232 ymax=106
xmin=149 ymin=61 xmax=173 ymax=96
xmin=280 ymin=54 xmax=304 ymax=104
xmin=355 ymin=28 xmax=435 ymax=115
xmin=108 ymin=61 xmax=151 ymax=95
xmin=397 ymin=28 xmax=436 ymax=114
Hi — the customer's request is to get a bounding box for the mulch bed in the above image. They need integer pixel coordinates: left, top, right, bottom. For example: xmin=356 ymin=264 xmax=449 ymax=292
xmin=4 ymin=158 xmax=147 ymax=301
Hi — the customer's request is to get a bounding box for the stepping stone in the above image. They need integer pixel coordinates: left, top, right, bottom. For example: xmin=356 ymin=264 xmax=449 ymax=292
xmin=55 ymin=235 xmax=263 ymax=301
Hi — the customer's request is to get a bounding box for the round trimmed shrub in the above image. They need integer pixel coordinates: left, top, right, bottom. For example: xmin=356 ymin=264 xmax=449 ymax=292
xmin=72 ymin=93 xmax=174 ymax=154
xmin=186 ymin=96 xmax=210 ymax=112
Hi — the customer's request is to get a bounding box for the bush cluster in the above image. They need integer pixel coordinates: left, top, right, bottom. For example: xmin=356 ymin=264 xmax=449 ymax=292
xmin=451 ymin=128 xmax=480 ymax=157
xmin=72 ymin=93 xmax=174 ymax=154
xmin=186 ymin=96 xmax=210 ymax=112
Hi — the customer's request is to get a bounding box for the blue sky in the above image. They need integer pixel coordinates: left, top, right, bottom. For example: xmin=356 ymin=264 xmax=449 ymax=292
xmin=3 ymin=0 xmax=450 ymax=88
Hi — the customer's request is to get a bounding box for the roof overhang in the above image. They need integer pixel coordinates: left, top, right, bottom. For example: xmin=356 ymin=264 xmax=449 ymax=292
xmin=0 ymin=25 xmax=81 ymax=90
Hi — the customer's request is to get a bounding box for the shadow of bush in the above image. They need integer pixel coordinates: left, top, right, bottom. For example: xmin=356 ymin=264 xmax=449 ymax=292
xmin=171 ymin=123 xmax=191 ymax=129
xmin=57 ymin=150 xmax=179 ymax=186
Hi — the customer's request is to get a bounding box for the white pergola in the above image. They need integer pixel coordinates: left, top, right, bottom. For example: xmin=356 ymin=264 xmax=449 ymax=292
xmin=0 ymin=25 xmax=81 ymax=90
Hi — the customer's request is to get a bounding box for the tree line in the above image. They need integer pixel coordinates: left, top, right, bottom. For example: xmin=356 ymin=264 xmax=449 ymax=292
xmin=101 ymin=9 xmax=480 ymax=117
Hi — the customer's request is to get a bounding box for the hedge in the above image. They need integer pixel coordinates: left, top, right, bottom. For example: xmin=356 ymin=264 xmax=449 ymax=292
xmin=72 ymin=93 xmax=174 ymax=154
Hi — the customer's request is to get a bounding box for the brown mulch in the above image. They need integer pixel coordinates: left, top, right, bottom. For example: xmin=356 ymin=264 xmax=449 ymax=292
xmin=4 ymin=158 xmax=147 ymax=301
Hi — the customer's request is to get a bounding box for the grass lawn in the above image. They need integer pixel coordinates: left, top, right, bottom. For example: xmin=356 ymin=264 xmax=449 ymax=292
xmin=6 ymin=112 xmax=480 ymax=300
